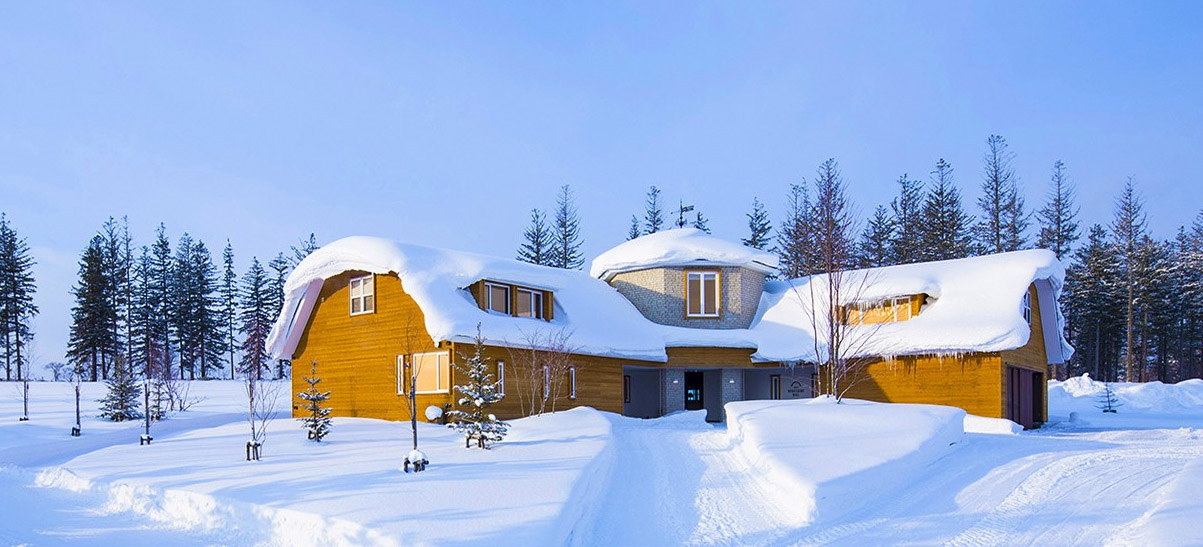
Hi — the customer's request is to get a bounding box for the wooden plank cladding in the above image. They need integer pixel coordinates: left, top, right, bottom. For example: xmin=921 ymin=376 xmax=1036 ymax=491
xmin=664 ymin=346 xmax=755 ymax=368
xmin=841 ymin=353 xmax=1005 ymax=418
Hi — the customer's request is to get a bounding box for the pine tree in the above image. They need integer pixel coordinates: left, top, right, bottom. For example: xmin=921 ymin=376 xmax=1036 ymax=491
xmin=1065 ymin=225 xmax=1124 ymax=381
xmin=974 ymin=134 xmax=1029 ymax=253
xmin=290 ymin=233 xmax=318 ymax=268
xmin=1112 ymin=179 xmax=1147 ymax=382
xmin=239 ymin=258 xmax=272 ymax=380
xmin=1096 ymin=382 xmax=1121 ymax=413
xmin=149 ymin=225 xmax=174 ymax=378
xmin=811 ymin=159 xmax=857 ymax=274
xmin=68 ymin=236 xmax=119 ymax=381
xmin=920 ymin=159 xmax=974 ymax=261
xmin=742 ymin=197 xmax=773 ymax=250
xmin=99 ymin=218 xmax=128 ymax=381
xmin=1036 ymin=160 xmax=1080 ymax=260
xmin=130 ymin=245 xmax=169 ymax=418
xmin=98 ymin=355 xmax=142 ymax=421
xmin=889 ymin=174 xmax=925 ymax=264
xmin=858 ymin=205 xmax=894 ymax=268
xmin=172 ymin=233 xmax=199 ymax=379
xmin=220 ymin=241 xmax=238 ymax=379
xmin=297 ymin=361 xmax=332 ymax=441
xmin=549 ymin=185 xmax=584 ymax=269
xmin=692 ymin=211 xmax=711 ymax=234
xmin=777 ymin=183 xmax=814 ymax=278
xmin=627 ymin=215 xmax=642 ymax=240
xmin=447 ymin=327 xmax=508 ymax=449
xmin=643 ymin=186 xmax=665 ymax=234
xmin=0 ymin=214 xmax=38 ymax=384
xmin=517 ymin=209 xmax=554 ymax=266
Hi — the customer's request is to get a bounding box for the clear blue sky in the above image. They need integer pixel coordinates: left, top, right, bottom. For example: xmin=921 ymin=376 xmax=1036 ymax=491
xmin=2 ymin=2 xmax=1201 ymax=368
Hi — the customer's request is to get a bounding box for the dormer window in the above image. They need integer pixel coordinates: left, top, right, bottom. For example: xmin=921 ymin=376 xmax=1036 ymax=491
xmin=1022 ymin=291 xmax=1032 ymax=325
xmin=845 ymin=295 xmax=919 ymax=325
xmin=516 ymin=288 xmax=544 ymax=319
xmin=486 ymin=282 xmax=510 ymax=314
xmin=349 ymin=275 xmax=375 ymax=315
xmin=686 ymin=270 xmax=720 ymax=318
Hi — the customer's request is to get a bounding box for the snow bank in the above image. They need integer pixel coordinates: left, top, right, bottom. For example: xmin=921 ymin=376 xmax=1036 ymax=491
xmin=1050 ymin=374 xmax=1203 ymax=413
xmin=963 ymin=414 xmax=1023 ymax=435
xmin=725 ymin=397 xmax=964 ymax=526
xmin=589 ymin=228 xmax=779 ymax=279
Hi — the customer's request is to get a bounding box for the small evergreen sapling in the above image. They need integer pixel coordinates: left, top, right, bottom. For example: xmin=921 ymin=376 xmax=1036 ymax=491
xmin=447 ymin=327 xmax=508 ymax=449
xmin=297 ymin=361 xmax=332 ymax=441
xmin=1097 ymin=383 xmax=1121 ymax=413
xmin=99 ymin=356 xmax=142 ymax=422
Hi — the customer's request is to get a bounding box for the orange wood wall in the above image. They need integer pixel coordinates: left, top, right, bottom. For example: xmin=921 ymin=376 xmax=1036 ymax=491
xmin=999 ymin=283 xmax=1050 ymax=422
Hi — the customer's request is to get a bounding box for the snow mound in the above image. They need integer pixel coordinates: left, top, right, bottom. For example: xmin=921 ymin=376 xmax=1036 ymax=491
xmin=726 ymin=397 xmax=964 ymax=526
xmin=964 ymin=414 xmax=1022 ymax=435
xmin=1050 ymin=375 xmax=1203 ymax=413
xmin=590 ymin=228 xmax=779 ymax=279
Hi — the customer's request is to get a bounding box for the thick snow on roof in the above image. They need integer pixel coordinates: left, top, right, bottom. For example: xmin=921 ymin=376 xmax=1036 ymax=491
xmin=268 ymin=236 xmax=1070 ymax=364
xmin=590 ymin=228 xmax=779 ymax=279
xmin=266 ymin=236 xmax=670 ymax=361
xmin=753 ymin=249 xmax=1072 ymax=362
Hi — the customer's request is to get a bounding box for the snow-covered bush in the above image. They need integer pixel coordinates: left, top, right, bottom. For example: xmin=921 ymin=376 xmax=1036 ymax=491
xmin=297 ymin=361 xmax=332 ymax=442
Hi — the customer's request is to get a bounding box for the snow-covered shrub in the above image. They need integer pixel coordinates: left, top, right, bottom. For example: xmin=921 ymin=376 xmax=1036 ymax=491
xmin=447 ymin=326 xmax=508 ymax=449
xmin=297 ymin=361 xmax=332 ymax=442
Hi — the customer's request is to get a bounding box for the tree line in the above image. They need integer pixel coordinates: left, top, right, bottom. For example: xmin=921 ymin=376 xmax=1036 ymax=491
xmin=517 ymin=134 xmax=1202 ymax=383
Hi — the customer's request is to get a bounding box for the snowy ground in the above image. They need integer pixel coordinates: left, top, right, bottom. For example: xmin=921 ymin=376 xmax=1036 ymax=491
xmin=2 ymin=376 xmax=1202 ymax=546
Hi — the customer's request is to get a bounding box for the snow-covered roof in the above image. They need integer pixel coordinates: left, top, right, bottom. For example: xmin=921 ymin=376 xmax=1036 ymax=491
xmin=590 ymin=228 xmax=779 ymax=280
xmin=267 ymin=236 xmax=1071 ymax=365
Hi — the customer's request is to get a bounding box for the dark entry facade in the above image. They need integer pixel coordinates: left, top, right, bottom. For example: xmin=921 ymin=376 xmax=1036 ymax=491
xmin=684 ymin=371 xmax=704 ymax=411
xmin=1007 ymin=366 xmax=1046 ymax=429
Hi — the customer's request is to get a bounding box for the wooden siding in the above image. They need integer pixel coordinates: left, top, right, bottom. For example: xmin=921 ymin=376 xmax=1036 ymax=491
xmin=844 ymin=294 xmax=926 ymax=325
xmin=662 ymin=346 xmax=755 ymax=368
xmin=453 ymin=344 xmax=627 ymax=418
xmin=841 ymin=353 xmax=1005 ymax=418
xmin=291 ymin=272 xmax=451 ymax=421
xmin=1000 ymin=283 xmax=1050 ymax=423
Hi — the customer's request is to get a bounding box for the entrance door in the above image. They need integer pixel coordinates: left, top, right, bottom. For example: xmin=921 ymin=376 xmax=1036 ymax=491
xmin=684 ymin=371 xmax=704 ymax=411
xmin=1007 ymin=366 xmax=1036 ymax=429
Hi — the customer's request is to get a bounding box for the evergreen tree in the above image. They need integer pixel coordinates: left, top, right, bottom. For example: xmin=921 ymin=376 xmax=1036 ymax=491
xmin=777 ymin=183 xmax=814 ymax=278
xmin=1065 ymin=225 xmax=1124 ymax=381
xmin=130 ymin=246 xmax=169 ymax=396
xmin=858 ymin=205 xmax=895 ymax=268
xmin=692 ymin=211 xmax=711 ymax=234
xmin=549 ymin=185 xmax=584 ymax=269
xmin=1036 ymin=160 xmax=1080 ymax=260
xmin=627 ymin=215 xmax=642 ymax=240
xmin=220 ymin=241 xmax=239 ymax=379
xmin=267 ymin=252 xmax=291 ymax=378
xmin=889 ymin=174 xmax=925 ymax=264
xmin=517 ymin=209 xmax=554 ymax=266
xmin=239 ymin=258 xmax=272 ymax=380
xmin=1111 ymin=179 xmax=1147 ymax=382
xmin=447 ymin=328 xmax=508 ymax=449
xmin=99 ymin=218 xmax=128 ymax=380
xmin=290 ymin=233 xmax=318 ymax=268
xmin=920 ymin=159 xmax=974 ymax=261
xmin=98 ymin=355 xmax=142 ymax=421
xmin=0 ymin=214 xmax=38 ymax=383
xmin=172 ymin=233 xmax=199 ymax=379
xmin=643 ymin=185 xmax=665 ymax=234
xmin=974 ymin=134 xmax=1029 ymax=253
xmin=742 ymin=197 xmax=773 ymax=250
xmin=149 ymin=224 xmax=174 ymax=377
xmin=810 ymin=158 xmax=857 ymax=274
xmin=297 ymin=361 xmax=332 ymax=442
xmin=67 ymin=236 xmax=119 ymax=381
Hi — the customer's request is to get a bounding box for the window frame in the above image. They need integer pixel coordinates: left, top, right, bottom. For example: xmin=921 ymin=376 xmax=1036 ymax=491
xmin=349 ymin=274 xmax=375 ymax=316
xmin=685 ymin=269 xmax=722 ymax=318
xmin=542 ymin=364 xmax=550 ymax=400
xmin=1022 ymin=291 xmax=1032 ymax=325
xmin=515 ymin=287 xmax=544 ymax=319
xmin=569 ymin=366 xmax=577 ymax=400
xmin=497 ymin=360 xmax=506 ymax=397
xmin=623 ymin=375 xmax=631 ymax=404
xmin=485 ymin=282 xmax=510 ymax=315
xmin=410 ymin=351 xmax=451 ymax=394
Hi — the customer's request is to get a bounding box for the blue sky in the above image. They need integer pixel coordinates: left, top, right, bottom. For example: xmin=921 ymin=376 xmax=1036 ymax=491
xmin=2 ymin=2 xmax=1201 ymax=368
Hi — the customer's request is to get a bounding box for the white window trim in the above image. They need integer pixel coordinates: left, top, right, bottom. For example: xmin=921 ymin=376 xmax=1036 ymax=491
xmin=569 ymin=367 xmax=576 ymax=400
xmin=516 ymin=288 xmax=544 ymax=319
xmin=893 ymin=296 xmax=911 ymax=322
xmin=686 ymin=270 xmax=721 ymax=318
xmin=349 ymin=274 xmax=375 ymax=316
xmin=497 ymin=360 xmax=506 ymax=397
xmin=485 ymin=282 xmax=510 ymax=315
xmin=396 ymin=355 xmax=406 ymax=395
xmin=1022 ymin=292 xmax=1032 ymax=325
xmin=413 ymin=351 xmax=450 ymax=394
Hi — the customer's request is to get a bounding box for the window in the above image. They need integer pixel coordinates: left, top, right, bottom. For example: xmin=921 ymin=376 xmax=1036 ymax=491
xmin=846 ymin=296 xmax=918 ymax=325
xmin=497 ymin=360 xmax=506 ymax=397
xmin=893 ymin=297 xmax=911 ymax=321
xmin=770 ymin=374 xmax=782 ymax=400
xmin=516 ymin=288 xmax=544 ymax=319
xmin=686 ymin=270 xmax=720 ymax=318
xmin=543 ymin=364 xmax=550 ymax=400
xmin=349 ymin=275 xmax=375 ymax=315
xmin=569 ymin=367 xmax=576 ymax=400
xmin=1022 ymin=291 xmax=1032 ymax=325
xmin=398 ymin=351 xmax=450 ymax=394
xmin=486 ymin=283 xmax=510 ymax=314
xmin=623 ymin=375 xmax=631 ymax=403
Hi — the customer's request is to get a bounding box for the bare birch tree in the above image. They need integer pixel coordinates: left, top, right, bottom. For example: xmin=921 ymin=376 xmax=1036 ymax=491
xmin=505 ymin=328 xmax=579 ymax=417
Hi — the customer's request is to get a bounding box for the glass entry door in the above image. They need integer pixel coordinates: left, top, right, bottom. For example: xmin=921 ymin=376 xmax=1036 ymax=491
xmin=684 ymin=371 xmax=704 ymax=411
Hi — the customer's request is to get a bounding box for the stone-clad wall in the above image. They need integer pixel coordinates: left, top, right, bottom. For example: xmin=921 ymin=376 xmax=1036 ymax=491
xmin=609 ymin=266 xmax=766 ymax=329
